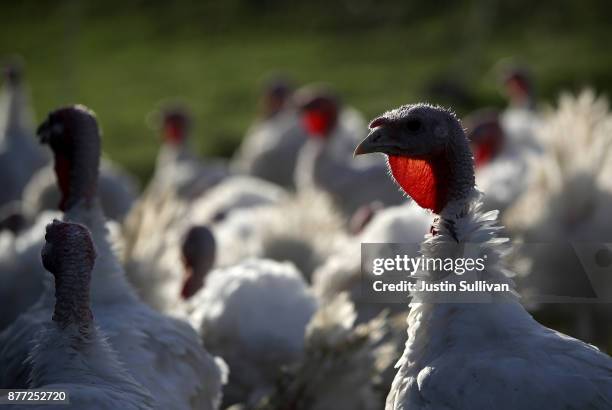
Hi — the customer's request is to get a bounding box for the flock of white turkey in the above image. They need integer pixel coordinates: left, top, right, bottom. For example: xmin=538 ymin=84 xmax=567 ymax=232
xmin=0 ymin=62 xmax=611 ymax=410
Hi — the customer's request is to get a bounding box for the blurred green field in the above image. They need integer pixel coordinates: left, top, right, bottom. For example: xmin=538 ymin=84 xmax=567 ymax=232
xmin=1 ymin=0 xmax=611 ymax=183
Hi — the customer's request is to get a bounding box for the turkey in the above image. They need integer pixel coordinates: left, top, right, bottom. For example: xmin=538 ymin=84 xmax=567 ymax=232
xmin=1 ymin=220 xmax=154 ymax=410
xmin=128 ymin=223 xmax=217 ymax=313
xmin=0 ymin=105 xmax=226 ymax=410
xmin=504 ymin=90 xmax=612 ymax=346
xmin=498 ymin=64 xmax=543 ymax=156
xmin=466 ymin=64 xmax=546 ymax=214
xmin=127 ymin=187 xmax=341 ymax=313
xmin=465 ymin=109 xmax=535 ymax=213
xmin=186 ymin=259 xmax=318 ymax=408
xmin=354 ymin=103 xmax=612 ymax=409
xmin=0 ymin=61 xmax=48 ymax=208
xmin=500 ymin=64 xmax=536 ymax=111
xmin=122 ymin=104 xmax=229 ymax=273
xmin=121 ymin=103 xmax=227 ymax=294
xmin=122 ymin=174 xmax=287 ymax=310
xmin=179 ymin=225 xmax=217 ymax=300
xmin=294 ymin=87 xmax=405 ymax=216
xmin=294 ymin=84 xmax=369 ymax=161
xmin=255 ymin=293 xmax=398 ymax=410
xmin=147 ymin=103 xmax=229 ymax=200
xmin=0 ymin=62 xmax=137 ymax=226
xmin=231 ymin=76 xmax=307 ymax=189
xmin=0 ymin=209 xmax=61 ymax=332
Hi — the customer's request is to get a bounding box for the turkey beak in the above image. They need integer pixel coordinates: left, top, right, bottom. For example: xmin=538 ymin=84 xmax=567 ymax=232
xmin=354 ymin=127 xmax=392 ymax=157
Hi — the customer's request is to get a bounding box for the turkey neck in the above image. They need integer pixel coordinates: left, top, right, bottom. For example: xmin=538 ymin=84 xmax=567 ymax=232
xmin=438 ymin=139 xmax=476 ymax=213
xmin=49 ymin=116 xmax=136 ymax=303
xmin=295 ymin=138 xmax=342 ymax=192
xmin=52 ymin=256 xmax=93 ymax=331
xmin=157 ymin=138 xmax=192 ymax=167
xmin=64 ymin=202 xmax=139 ymax=305
xmin=54 ymin=118 xmax=100 ymax=212
xmin=294 ymin=138 xmax=324 ymax=190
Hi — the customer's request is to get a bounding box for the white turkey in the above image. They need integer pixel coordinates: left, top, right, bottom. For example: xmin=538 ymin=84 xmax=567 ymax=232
xmin=122 ymin=104 xmax=229 ymax=274
xmin=498 ymin=64 xmax=543 ymax=156
xmin=231 ymin=77 xmax=307 ymax=189
xmin=121 ymin=103 xmax=228 ymax=296
xmin=0 ymin=62 xmax=48 ymax=208
xmin=504 ymin=90 xmax=612 ymax=346
xmin=465 ymin=109 xmax=536 ymax=213
xmin=354 ymin=102 xmax=612 ymax=409
xmin=0 ymin=209 xmax=61 ymax=332
xmin=1 ymin=220 xmax=155 ymax=410
xmin=294 ymin=84 xmax=369 ymax=161
xmin=294 ymin=87 xmax=405 ymax=216
xmin=147 ymin=103 xmax=229 ymax=200
xmin=127 ymin=223 xmax=217 ymax=313
xmin=122 ymin=174 xmax=287 ymax=310
xmin=0 ymin=105 xmax=227 ymax=410
xmin=186 ymin=259 xmax=317 ymax=408
xmin=126 ymin=188 xmax=342 ymax=314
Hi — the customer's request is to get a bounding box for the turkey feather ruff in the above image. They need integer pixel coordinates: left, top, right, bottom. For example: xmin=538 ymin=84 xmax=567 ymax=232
xmin=387 ymin=193 xmax=612 ymax=410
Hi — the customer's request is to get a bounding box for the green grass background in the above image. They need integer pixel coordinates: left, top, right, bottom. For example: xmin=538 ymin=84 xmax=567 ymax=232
xmin=1 ymin=0 xmax=611 ymax=183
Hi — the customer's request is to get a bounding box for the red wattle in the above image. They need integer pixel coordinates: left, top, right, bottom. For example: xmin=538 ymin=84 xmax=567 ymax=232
xmin=474 ymin=142 xmax=496 ymax=167
xmin=163 ymin=122 xmax=185 ymax=145
xmin=54 ymin=155 xmax=71 ymax=211
xmin=388 ymin=154 xmax=451 ymax=213
xmin=302 ymin=110 xmax=331 ymax=138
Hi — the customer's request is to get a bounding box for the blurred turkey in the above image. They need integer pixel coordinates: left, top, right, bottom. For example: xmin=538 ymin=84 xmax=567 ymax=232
xmin=294 ymin=87 xmax=405 ymax=216
xmin=4 ymin=220 xmax=155 ymax=410
xmin=466 ymin=109 xmax=535 ymax=213
xmin=147 ymin=103 xmax=229 ymax=200
xmin=498 ymin=64 xmax=543 ymax=156
xmin=122 ymin=174 xmax=288 ymax=309
xmin=354 ymin=102 xmax=612 ymax=410
xmin=0 ymin=209 xmax=60 ymax=332
xmin=126 ymin=223 xmax=217 ymax=313
xmin=122 ymin=104 xmax=229 ymax=275
xmin=504 ymin=90 xmax=612 ymax=345
xmin=0 ymin=105 xmax=226 ymax=410
xmin=186 ymin=259 xmax=317 ymax=408
xmin=255 ymin=293 xmax=398 ymax=410
xmin=294 ymin=84 xmax=368 ymax=161
xmin=126 ymin=187 xmax=342 ymax=314
xmin=0 ymin=64 xmax=137 ymax=226
xmin=0 ymin=61 xmax=48 ymax=208
xmin=232 ymin=76 xmax=307 ymax=189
